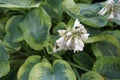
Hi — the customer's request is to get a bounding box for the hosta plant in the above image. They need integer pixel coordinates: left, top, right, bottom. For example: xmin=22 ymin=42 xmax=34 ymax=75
xmin=0 ymin=0 xmax=120 ymax=80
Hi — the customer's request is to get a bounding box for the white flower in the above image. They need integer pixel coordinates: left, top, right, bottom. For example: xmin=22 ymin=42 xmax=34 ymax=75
xmin=66 ymin=37 xmax=74 ymax=50
xmin=98 ymin=0 xmax=120 ymax=20
xmin=73 ymin=19 xmax=80 ymax=28
xmin=66 ymin=32 xmax=72 ymax=36
xmin=53 ymin=19 xmax=89 ymax=53
xmin=66 ymin=37 xmax=72 ymax=47
xmin=53 ymin=43 xmax=57 ymax=53
xmin=56 ymin=37 xmax=65 ymax=45
xmin=58 ymin=30 xmax=66 ymax=36
xmin=98 ymin=0 xmax=114 ymax=15
xmin=109 ymin=11 xmax=114 ymax=19
xmin=74 ymin=38 xmax=84 ymax=53
xmin=98 ymin=7 xmax=108 ymax=16
xmin=56 ymin=37 xmax=67 ymax=50
xmin=73 ymin=19 xmax=83 ymax=30
xmin=81 ymin=34 xmax=90 ymax=41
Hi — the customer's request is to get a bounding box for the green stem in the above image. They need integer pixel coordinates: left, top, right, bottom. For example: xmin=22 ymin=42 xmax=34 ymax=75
xmin=9 ymin=59 xmax=24 ymax=65
xmin=73 ymin=67 xmax=81 ymax=80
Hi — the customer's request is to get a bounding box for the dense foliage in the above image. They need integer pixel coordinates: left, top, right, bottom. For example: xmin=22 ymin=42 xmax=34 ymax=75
xmin=0 ymin=0 xmax=120 ymax=80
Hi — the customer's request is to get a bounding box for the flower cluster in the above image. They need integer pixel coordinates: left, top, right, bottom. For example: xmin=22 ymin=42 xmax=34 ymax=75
xmin=98 ymin=0 xmax=120 ymax=20
xmin=53 ymin=19 xmax=89 ymax=53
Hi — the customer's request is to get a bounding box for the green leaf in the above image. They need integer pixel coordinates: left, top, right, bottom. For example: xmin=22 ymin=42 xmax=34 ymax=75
xmin=17 ymin=55 xmax=41 ymax=80
xmin=42 ymin=0 xmax=63 ymax=22
xmin=92 ymin=41 xmax=120 ymax=58
xmin=62 ymin=0 xmax=80 ymax=18
xmin=45 ymin=43 xmax=53 ymax=54
xmin=0 ymin=65 xmax=18 ymax=80
xmin=92 ymin=57 xmax=120 ymax=79
xmin=73 ymin=53 xmax=94 ymax=71
xmin=0 ymin=40 xmax=9 ymax=62
xmin=19 ymin=7 xmax=51 ymax=50
xmin=4 ymin=16 xmax=24 ymax=51
xmin=103 ymin=30 xmax=120 ymax=50
xmin=79 ymin=3 xmax=108 ymax=28
xmin=0 ymin=0 xmax=40 ymax=8
xmin=0 ymin=61 xmax=10 ymax=78
xmin=85 ymin=34 xmax=105 ymax=43
xmin=81 ymin=71 xmax=104 ymax=80
xmin=53 ymin=22 xmax=67 ymax=34
xmin=112 ymin=19 xmax=120 ymax=25
xmin=5 ymin=16 xmax=24 ymax=42
xmin=92 ymin=30 xmax=120 ymax=58
xmin=29 ymin=59 xmax=76 ymax=80
xmin=78 ymin=0 xmax=93 ymax=4
xmin=0 ymin=21 xmax=5 ymax=38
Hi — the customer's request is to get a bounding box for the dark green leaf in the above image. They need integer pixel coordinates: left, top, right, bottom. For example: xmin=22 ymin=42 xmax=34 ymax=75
xmin=42 ymin=0 xmax=63 ymax=22
xmin=5 ymin=16 xmax=24 ymax=42
xmin=93 ymin=57 xmax=120 ymax=79
xmin=4 ymin=16 xmax=24 ymax=51
xmin=73 ymin=53 xmax=94 ymax=71
xmin=19 ymin=7 xmax=51 ymax=50
xmin=0 ymin=61 xmax=10 ymax=78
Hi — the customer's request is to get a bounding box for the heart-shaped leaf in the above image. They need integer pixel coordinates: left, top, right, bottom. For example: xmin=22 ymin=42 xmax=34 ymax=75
xmin=17 ymin=55 xmax=41 ymax=80
xmin=29 ymin=59 xmax=76 ymax=80
xmin=5 ymin=16 xmax=24 ymax=42
xmin=92 ymin=57 xmax=120 ymax=79
xmin=0 ymin=61 xmax=10 ymax=78
xmin=4 ymin=16 xmax=24 ymax=51
xmin=81 ymin=71 xmax=104 ymax=80
xmin=19 ymin=7 xmax=51 ymax=50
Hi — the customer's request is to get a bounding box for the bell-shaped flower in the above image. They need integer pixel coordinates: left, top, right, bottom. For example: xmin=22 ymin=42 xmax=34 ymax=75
xmin=108 ymin=11 xmax=114 ymax=19
xmin=74 ymin=38 xmax=84 ymax=53
xmin=81 ymin=34 xmax=90 ymax=41
xmin=98 ymin=0 xmax=120 ymax=20
xmin=98 ymin=0 xmax=114 ymax=15
xmin=53 ymin=18 xmax=89 ymax=53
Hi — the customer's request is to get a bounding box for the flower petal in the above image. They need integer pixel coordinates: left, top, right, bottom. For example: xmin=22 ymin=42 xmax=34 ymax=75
xmin=73 ymin=19 xmax=80 ymax=28
xmin=56 ymin=37 xmax=65 ymax=46
xmin=74 ymin=38 xmax=84 ymax=53
xmin=81 ymin=34 xmax=89 ymax=41
xmin=98 ymin=7 xmax=108 ymax=15
xmin=108 ymin=11 xmax=114 ymax=19
xmin=58 ymin=30 xmax=66 ymax=36
xmin=66 ymin=37 xmax=72 ymax=47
